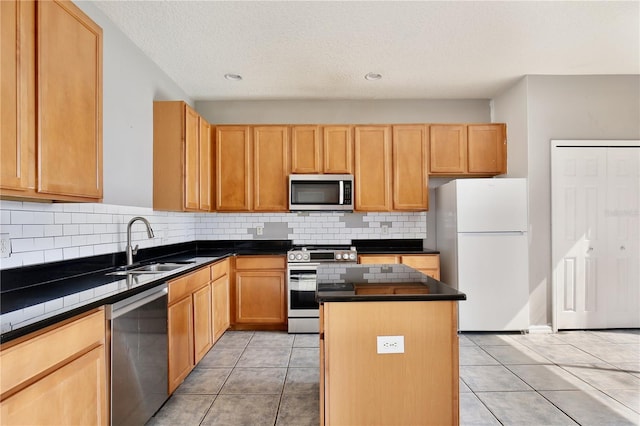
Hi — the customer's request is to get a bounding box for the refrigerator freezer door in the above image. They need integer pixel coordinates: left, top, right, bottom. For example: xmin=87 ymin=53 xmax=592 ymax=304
xmin=457 ymin=232 xmax=529 ymax=331
xmin=456 ymin=179 xmax=528 ymax=233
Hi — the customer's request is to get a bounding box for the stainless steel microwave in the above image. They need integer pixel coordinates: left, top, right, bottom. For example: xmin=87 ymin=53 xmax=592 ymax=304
xmin=289 ymin=174 xmax=354 ymax=211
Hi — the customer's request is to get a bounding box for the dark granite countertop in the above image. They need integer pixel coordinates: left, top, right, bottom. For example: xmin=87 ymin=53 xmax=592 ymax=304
xmin=352 ymin=239 xmax=439 ymax=254
xmin=316 ymin=264 xmax=465 ymax=302
xmin=0 ymin=240 xmax=292 ymax=343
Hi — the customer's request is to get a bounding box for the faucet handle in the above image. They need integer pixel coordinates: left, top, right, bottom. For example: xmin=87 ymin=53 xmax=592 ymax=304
xmin=132 ymin=244 xmax=139 ymax=255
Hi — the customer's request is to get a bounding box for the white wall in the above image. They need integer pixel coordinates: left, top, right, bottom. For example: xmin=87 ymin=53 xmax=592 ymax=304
xmin=75 ymin=1 xmax=192 ymax=208
xmin=494 ymin=75 xmax=640 ymax=327
xmin=196 ymin=99 xmax=490 ymax=124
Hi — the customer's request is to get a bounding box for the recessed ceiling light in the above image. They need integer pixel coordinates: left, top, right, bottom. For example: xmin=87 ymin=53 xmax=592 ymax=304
xmin=364 ymin=72 xmax=382 ymax=81
xmin=224 ymin=73 xmax=242 ymax=81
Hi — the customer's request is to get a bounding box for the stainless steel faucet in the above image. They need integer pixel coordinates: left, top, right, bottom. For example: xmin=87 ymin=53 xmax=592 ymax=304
xmin=126 ymin=216 xmax=154 ymax=265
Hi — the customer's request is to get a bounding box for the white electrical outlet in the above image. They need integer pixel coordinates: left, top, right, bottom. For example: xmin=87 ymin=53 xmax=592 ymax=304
xmin=256 ymin=226 xmax=264 ymax=236
xmin=0 ymin=234 xmax=11 ymax=258
xmin=377 ymin=335 xmax=404 ymax=354
xmin=381 ymin=225 xmax=389 ymax=234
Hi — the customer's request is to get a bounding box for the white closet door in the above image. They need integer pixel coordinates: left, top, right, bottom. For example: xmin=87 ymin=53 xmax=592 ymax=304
xmin=552 ymin=146 xmax=608 ymax=329
xmin=605 ymin=148 xmax=640 ymax=328
xmin=552 ymin=141 xmax=640 ymax=330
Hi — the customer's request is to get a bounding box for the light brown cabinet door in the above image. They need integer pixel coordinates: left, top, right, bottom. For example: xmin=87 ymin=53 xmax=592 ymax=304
xmin=215 ymin=126 xmax=252 ymax=211
xmin=358 ymin=255 xmax=399 ymax=264
xmin=323 ymin=126 xmax=353 ymax=173
xmin=212 ymin=274 xmax=230 ymax=342
xmin=429 ymin=124 xmax=467 ymax=174
xmin=199 ymin=118 xmax=212 ymax=211
xmin=467 ymin=124 xmax=506 ymax=174
xmin=253 ymin=126 xmax=289 ymax=211
xmin=37 ymin=0 xmax=102 ymax=200
xmin=168 ymin=296 xmax=194 ymax=394
xmin=0 ymin=346 xmax=107 ymax=426
xmin=235 ymin=271 xmax=286 ymax=324
xmin=0 ymin=0 xmax=35 ymax=194
xmin=354 ymin=126 xmax=392 ymax=211
xmin=193 ymin=284 xmax=213 ymax=364
xmin=392 ymin=125 xmax=429 ymax=211
xmin=401 ymin=254 xmax=440 ymax=280
xmin=291 ymin=125 xmax=321 ymax=173
xmin=184 ymin=104 xmax=200 ymax=210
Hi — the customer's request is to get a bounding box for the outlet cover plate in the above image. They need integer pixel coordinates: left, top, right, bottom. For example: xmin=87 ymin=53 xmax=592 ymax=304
xmin=377 ymin=335 xmax=404 ymax=354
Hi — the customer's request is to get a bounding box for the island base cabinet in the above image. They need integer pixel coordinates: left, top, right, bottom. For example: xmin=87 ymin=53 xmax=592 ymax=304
xmin=320 ymin=301 xmax=459 ymax=426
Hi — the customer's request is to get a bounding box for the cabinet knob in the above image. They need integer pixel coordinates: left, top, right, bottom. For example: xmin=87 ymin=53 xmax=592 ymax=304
xmin=620 ymin=245 xmax=626 ymax=251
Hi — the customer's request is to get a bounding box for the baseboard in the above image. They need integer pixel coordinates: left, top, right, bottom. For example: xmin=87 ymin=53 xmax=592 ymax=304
xmin=528 ymin=325 xmax=553 ymax=334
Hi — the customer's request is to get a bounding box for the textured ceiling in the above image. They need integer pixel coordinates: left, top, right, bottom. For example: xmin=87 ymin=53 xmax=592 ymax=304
xmin=92 ymin=1 xmax=640 ymax=101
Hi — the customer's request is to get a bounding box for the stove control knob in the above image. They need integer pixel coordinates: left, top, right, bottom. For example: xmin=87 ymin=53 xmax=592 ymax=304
xmin=349 ymin=253 xmax=356 ymax=260
xmin=303 ymin=253 xmax=309 ymax=260
xmin=288 ymin=253 xmax=295 ymax=261
xmin=335 ymin=253 xmax=342 ymax=260
xmin=296 ymin=253 xmax=303 ymax=260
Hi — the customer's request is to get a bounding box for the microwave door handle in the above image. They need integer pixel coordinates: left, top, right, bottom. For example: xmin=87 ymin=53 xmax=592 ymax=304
xmin=339 ymin=181 xmax=344 ymax=204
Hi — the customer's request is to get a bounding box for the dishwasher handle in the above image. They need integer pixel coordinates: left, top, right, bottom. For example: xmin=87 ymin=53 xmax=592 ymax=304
xmin=106 ymin=283 xmax=168 ymax=320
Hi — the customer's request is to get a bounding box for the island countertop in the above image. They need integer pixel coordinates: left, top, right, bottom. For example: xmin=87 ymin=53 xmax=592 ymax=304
xmin=316 ymin=263 xmax=466 ymax=302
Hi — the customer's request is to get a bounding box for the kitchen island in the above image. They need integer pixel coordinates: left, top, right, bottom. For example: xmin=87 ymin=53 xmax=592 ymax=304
xmin=317 ymin=264 xmax=466 ymax=426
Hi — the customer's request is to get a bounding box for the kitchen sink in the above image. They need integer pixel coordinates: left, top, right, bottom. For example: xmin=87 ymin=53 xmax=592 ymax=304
xmin=108 ymin=261 xmax=195 ymax=276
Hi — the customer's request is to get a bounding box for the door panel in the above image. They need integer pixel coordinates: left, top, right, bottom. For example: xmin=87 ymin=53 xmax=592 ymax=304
xmin=552 ymin=143 xmax=640 ymax=329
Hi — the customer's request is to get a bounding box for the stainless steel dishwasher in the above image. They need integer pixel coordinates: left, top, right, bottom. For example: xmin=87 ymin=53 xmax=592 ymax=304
xmin=106 ymin=283 xmax=168 ymax=426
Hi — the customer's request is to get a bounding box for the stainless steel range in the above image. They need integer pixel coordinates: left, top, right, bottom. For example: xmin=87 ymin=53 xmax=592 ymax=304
xmin=287 ymin=245 xmax=357 ymax=333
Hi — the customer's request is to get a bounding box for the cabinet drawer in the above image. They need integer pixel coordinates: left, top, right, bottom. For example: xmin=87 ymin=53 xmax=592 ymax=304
xmin=358 ymin=255 xmax=399 ymax=264
xmin=211 ymin=259 xmax=229 ymax=280
xmin=401 ymin=255 xmax=439 ymax=269
xmin=235 ymin=256 xmax=285 ymax=270
xmin=169 ymin=267 xmax=211 ymax=304
xmin=0 ymin=308 xmax=105 ymax=397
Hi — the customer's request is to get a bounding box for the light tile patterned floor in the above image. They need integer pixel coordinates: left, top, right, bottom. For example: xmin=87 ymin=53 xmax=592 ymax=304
xmin=148 ymin=329 xmax=640 ymax=425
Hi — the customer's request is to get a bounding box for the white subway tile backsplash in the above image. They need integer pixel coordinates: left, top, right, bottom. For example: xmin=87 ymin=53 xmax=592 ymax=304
xmin=44 ymin=249 xmax=64 ymax=263
xmin=1 ymin=201 xmax=426 ymax=269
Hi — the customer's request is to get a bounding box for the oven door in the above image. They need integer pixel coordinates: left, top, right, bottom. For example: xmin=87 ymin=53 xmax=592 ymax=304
xmin=287 ymin=264 xmax=320 ymax=317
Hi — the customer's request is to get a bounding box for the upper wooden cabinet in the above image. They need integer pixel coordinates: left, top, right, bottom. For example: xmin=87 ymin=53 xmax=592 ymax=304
xmin=214 ymin=126 xmax=289 ymax=212
xmin=323 ymin=126 xmax=353 ymax=174
xmin=291 ymin=126 xmax=321 ymax=173
xmin=355 ymin=125 xmax=428 ymax=212
xmin=467 ymin=124 xmax=506 ymax=174
xmin=153 ymin=101 xmax=211 ymax=212
xmin=1 ymin=0 xmax=103 ymax=202
xmin=392 ymin=125 xmax=429 ymax=211
xmin=429 ymin=123 xmax=506 ymax=176
xmin=214 ymin=126 xmax=252 ymax=211
xmin=354 ymin=126 xmax=392 ymax=211
xmin=199 ymin=118 xmax=213 ymax=211
xmin=290 ymin=125 xmax=353 ymax=174
xmin=253 ymin=126 xmax=289 ymax=212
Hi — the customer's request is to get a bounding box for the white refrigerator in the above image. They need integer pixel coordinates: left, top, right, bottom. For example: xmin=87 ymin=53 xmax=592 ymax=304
xmin=436 ymin=178 xmax=530 ymax=331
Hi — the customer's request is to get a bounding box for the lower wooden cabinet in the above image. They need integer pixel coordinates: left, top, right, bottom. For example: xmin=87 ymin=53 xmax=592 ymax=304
xmin=0 ymin=308 xmax=107 ymax=425
xmin=234 ymin=255 xmax=286 ymax=329
xmin=168 ymin=295 xmax=194 ymax=394
xmin=358 ymin=253 xmax=440 ymax=280
xmin=167 ymin=266 xmax=212 ymax=393
xmin=193 ymin=283 xmax=213 ymax=364
xmin=211 ymin=258 xmax=231 ymax=342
